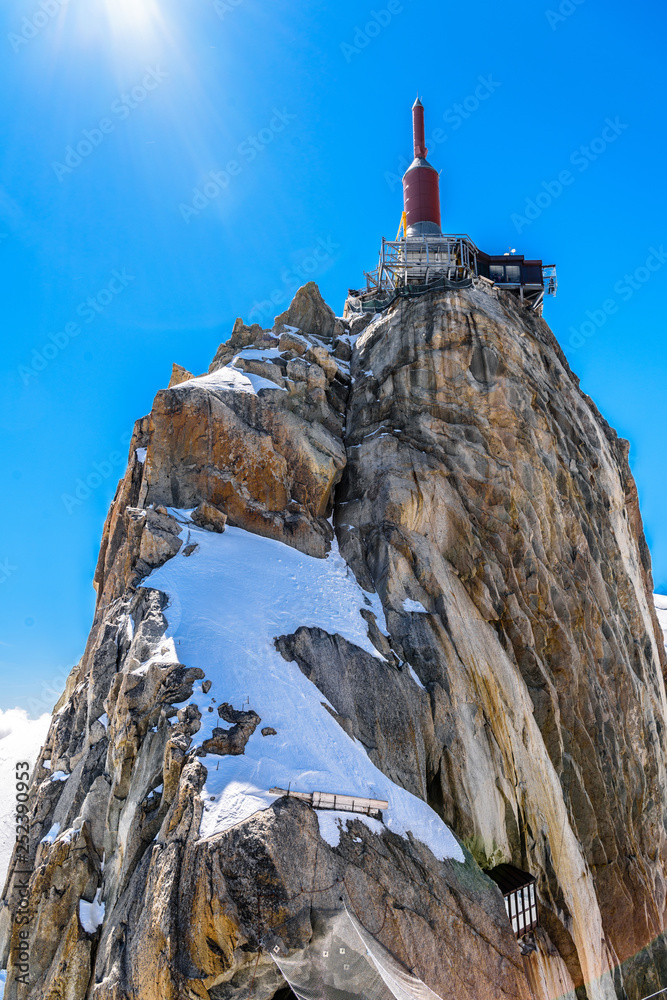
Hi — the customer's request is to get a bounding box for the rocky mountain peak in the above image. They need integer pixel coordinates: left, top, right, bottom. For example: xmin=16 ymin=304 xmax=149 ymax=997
xmin=2 ymin=282 xmax=666 ymax=1000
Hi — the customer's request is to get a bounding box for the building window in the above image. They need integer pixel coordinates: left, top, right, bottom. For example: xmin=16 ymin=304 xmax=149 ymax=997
xmin=487 ymin=864 xmax=538 ymax=938
xmin=488 ymin=263 xmax=521 ymax=284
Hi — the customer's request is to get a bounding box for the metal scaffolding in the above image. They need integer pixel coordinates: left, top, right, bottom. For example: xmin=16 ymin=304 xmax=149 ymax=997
xmin=364 ymin=234 xmax=480 ymax=292
xmin=357 ymin=233 xmax=557 ymax=316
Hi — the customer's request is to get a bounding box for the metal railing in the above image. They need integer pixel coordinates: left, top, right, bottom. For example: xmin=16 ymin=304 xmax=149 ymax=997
xmin=360 ymin=235 xmax=557 ymax=318
xmin=269 ymin=786 xmax=388 ymax=818
xmin=365 ymin=233 xmax=480 ymax=292
xmin=542 ymin=264 xmax=558 ymax=297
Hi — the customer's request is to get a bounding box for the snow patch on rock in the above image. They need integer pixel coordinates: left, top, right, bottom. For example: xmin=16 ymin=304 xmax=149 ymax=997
xmin=316 ymin=809 xmax=385 ymax=848
xmin=40 ymin=823 xmax=60 ymax=845
xmin=402 ymin=599 xmax=428 ymax=614
xmin=79 ymin=890 xmax=105 ymax=934
xmin=186 ymin=358 xmax=286 ymax=396
xmin=407 ymin=665 xmax=427 ymax=691
xmin=147 ymin=520 xmax=464 ymax=864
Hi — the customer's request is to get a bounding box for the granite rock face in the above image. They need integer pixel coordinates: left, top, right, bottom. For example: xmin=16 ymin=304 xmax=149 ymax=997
xmin=337 ymin=287 xmax=667 ymax=999
xmin=168 ymin=363 xmax=194 ymax=388
xmin=2 ymin=282 xmax=666 ymax=1000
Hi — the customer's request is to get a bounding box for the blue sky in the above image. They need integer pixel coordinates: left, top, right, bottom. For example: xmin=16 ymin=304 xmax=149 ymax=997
xmin=0 ymin=0 xmax=665 ymax=715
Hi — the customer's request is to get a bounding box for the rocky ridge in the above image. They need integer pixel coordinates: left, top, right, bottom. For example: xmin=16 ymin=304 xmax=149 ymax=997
xmin=1 ymin=280 xmax=666 ymax=1000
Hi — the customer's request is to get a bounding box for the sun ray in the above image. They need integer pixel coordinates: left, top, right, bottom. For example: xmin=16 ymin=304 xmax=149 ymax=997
xmin=99 ymin=0 xmax=167 ymax=41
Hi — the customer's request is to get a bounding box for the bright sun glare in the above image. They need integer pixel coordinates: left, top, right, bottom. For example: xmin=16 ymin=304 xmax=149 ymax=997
xmin=101 ymin=0 xmax=166 ymax=38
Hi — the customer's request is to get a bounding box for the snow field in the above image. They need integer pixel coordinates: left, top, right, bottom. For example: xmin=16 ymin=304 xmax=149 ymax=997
xmin=147 ymin=517 xmax=464 ymax=863
xmin=184 ymin=361 xmax=286 ymax=396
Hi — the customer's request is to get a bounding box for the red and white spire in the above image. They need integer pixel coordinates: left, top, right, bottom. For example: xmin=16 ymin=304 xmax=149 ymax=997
xmin=402 ymin=98 xmax=442 ymax=237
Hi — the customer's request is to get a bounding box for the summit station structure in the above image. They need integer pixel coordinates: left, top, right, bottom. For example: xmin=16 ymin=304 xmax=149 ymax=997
xmin=352 ymin=99 xmax=557 ymax=315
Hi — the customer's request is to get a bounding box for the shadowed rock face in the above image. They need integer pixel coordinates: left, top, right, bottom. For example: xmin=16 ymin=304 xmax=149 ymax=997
xmin=2 ymin=282 xmax=666 ymax=1000
xmin=336 ymin=287 xmax=667 ymax=997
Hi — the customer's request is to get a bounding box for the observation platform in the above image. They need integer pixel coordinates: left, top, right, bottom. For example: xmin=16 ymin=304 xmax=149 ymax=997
xmin=351 ymin=234 xmax=557 ymax=317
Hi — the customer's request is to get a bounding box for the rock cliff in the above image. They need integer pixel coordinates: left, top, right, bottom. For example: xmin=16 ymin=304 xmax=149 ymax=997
xmin=2 ymin=280 xmax=666 ymax=1000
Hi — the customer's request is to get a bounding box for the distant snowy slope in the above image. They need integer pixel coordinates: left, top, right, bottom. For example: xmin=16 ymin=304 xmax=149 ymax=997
xmin=655 ymin=594 xmax=667 ymax=652
xmin=0 ymin=710 xmax=51 ymax=889
xmin=147 ymin=515 xmax=464 ymax=863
